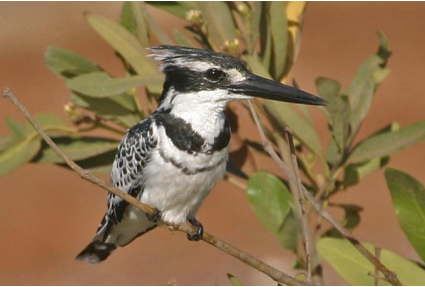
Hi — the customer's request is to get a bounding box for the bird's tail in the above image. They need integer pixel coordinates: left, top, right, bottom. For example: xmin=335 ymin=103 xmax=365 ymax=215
xmin=76 ymin=208 xmax=158 ymax=264
xmin=76 ymin=240 xmax=117 ymax=264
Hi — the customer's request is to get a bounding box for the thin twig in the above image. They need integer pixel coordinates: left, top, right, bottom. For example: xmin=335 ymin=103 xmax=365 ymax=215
xmin=284 ymin=128 xmax=314 ymax=283
xmin=247 ymin=100 xmax=402 ymax=286
xmin=223 ymin=173 xmax=248 ymax=190
xmin=1 ymin=88 xmax=306 ymax=287
xmin=374 ymin=247 xmax=382 ymax=286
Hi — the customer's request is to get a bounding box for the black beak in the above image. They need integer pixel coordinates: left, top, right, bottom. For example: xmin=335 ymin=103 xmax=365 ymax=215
xmin=227 ymin=74 xmax=327 ymax=106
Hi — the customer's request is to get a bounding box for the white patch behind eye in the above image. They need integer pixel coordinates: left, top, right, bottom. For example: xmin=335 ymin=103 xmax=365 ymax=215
xmin=226 ymin=68 xmax=246 ymax=83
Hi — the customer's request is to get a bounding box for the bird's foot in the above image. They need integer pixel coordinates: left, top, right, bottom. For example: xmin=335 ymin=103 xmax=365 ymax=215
xmin=187 ymin=217 xmax=203 ymax=241
xmin=146 ymin=208 xmax=162 ymax=223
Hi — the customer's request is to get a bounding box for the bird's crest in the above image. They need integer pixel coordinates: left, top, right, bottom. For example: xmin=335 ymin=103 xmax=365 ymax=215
xmin=147 ymin=45 xmax=243 ymax=73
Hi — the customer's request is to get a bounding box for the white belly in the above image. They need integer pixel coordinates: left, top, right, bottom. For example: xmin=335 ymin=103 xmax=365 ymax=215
xmin=140 ymin=147 xmax=228 ymax=225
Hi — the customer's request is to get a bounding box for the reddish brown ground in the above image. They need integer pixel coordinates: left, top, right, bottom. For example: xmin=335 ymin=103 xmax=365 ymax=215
xmin=1 ymin=2 xmax=425 ymax=285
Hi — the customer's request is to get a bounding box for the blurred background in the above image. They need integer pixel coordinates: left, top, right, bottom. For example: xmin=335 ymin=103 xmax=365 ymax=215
xmin=1 ymin=2 xmax=425 ymax=285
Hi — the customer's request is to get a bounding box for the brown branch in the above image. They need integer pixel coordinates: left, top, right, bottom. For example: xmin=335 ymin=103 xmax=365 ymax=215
xmin=1 ymin=88 xmax=306 ymax=287
xmin=247 ymin=100 xmax=402 ymax=286
xmin=284 ymin=128 xmax=315 ymax=283
xmin=374 ymin=247 xmax=382 ymax=286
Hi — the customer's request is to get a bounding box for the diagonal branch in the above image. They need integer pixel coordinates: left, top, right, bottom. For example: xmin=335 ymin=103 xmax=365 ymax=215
xmin=1 ymin=88 xmax=306 ymax=287
xmin=247 ymin=100 xmax=402 ymax=286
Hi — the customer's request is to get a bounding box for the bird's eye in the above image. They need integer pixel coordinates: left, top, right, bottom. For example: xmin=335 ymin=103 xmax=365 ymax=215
xmin=205 ymin=68 xmax=224 ymax=82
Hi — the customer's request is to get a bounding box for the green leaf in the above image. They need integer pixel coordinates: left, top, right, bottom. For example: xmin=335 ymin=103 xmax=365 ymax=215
xmin=385 ymin=168 xmax=425 ymax=263
xmin=265 ymin=101 xmax=323 ymax=156
xmin=197 ymin=2 xmax=237 ymax=50
xmin=269 ymin=1 xmax=288 ymax=80
xmin=279 ymin=209 xmax=299 ymax=251
xmin=24 ymin=113 xmax=77 ymax=136
xmin=325 ymin=204 xmax=363 ymax=238
xmin=120 ymin=2 xmax=137 ymax=35
xmin=34 ymin=137 xmax=119 ymax=163
xmin=247 ymin=171 xmax=296 ymax=250
xmin=259 ymin=2 xmax=272 ymax=70
xmin=250 ymin=2 xmax=262 ymax=54
xmin=66 ymin=71 xmax=161 ymax=98
xmin=5 ymin=117 xmax=25 ymax=139
xmin=317 ymin=238 xmax=425 ymax=285
xmin=326 ymin=137 xmax=339 ymax=165
xmin=85 ymin=13 xmax=162 ymax=81
xmin=0 ymin=136 xmax=12 ymax=151
xmin=316 ymin=77 xmax=349 ymax=154
xmin=44 ymin=46 xmax=101 ymax=78
xmin=347 ymin=32 xmax=391 ymax=135
xmin=120 ymin=2 xmax=150 ymax=47
xmin=343 ymin=122 xmax=399 ymax=187
xmin=141 ymin=6 xmax=175 ymax=45
xmin=243 ymin=55 xmax=272 ymax=79
xmin=74 ymin=150 xmax=116 ymax=174
xmin=227 ymin=274 xmax=244 ymax=286
xmin=146 ymin=1 xmax=197 ymax=19
xmin=349 ymin=120 xmax=425 ymax=164
xmin=71 ymin=93 xmax=142 ymax=128
xmin=0 ymin=114 xmax=74 ymax=175
xmin=0 ymin=135 xmax=41 ymax=176
xmin=173 ymin=29 xmax=193 ymax=47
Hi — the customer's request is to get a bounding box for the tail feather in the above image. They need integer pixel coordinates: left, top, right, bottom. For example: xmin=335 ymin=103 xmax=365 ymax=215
xmin=77 ymin=207 xmax=158 ymax=263
xmin=76 ymin=240 xmax=117 ymax=264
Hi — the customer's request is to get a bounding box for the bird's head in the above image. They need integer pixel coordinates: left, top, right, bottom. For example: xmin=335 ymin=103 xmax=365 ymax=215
xmin=148 ymin=45 xmax=326 ymax=111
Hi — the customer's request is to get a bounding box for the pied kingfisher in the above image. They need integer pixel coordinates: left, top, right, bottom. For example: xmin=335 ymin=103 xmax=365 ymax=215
xmin=77 ymin=45 xmax=326 ymax=263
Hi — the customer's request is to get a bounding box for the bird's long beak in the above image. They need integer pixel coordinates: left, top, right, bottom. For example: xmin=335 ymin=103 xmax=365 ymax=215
xmin=228 ymin=74 xmax=327 ymax=106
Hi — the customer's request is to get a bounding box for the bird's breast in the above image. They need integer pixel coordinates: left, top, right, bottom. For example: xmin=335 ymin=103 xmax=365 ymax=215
xmin=139 ymin=121 xmax=229 ymax=224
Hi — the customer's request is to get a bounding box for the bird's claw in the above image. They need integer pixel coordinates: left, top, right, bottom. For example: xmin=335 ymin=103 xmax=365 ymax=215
xmin=146 ymin=208 xmax=162 ymax=223
xmin=187 ymin=217 xmax=203 ymax=241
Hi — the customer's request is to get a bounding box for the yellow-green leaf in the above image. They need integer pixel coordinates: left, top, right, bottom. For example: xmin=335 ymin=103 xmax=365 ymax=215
xmin=250 ymin=2 xmax=262 ymax=54
xmin=5 ymin=117 xmax=25 ymax=139
xmin=269 ymin=1 xmax=288 ymax=80
xmin=120 ymin=2 xmax=150 ymax=47
xmin=316 ymin=77 xmax=348 ymax=153
xmin=349 ymin=120 xmax=425 ymax=164
xmin=44 ymin=46 xmax=101 ymax=78
xmin=173 ymin=29 xmax=194 ymax=47
xmin=0 ymin=135 xmax=41 ymax=176
xmin=146 ymin=1 xmax=197 ymax=19
xmin=142 ymin=6 xmax=175 ymax=45
xmin=23 ymin=113 xmax=77 ymax=137
xmin=85 ymin=13 xmax=161 ymax=81
xmin=227 ymin=274 xmax=244 ymax=286
xmin=259 ymin=2 xmax=272 ymax=71
xmin=318 ymin=238 xmax=425 ymax=285
xmin=243 ymin=55 xmax=272 ymax=79
xmin=34 ymin=137 xmax=119 ymax=163
xmin=71 ymin=93 xmax=142 ymax=128
xmin=197 ymin=2 xmax=237 ymax=51
xmin=265 ymin=101 xmax=323 ymax=155
xmin=347 ymin=32 xmax=391 ymax=135
xmin=285 ymin=2 xmax=307 ymax=79
xmin=67 ymin=71 xmax=161 ymax=98
xmin=0 ymin=136 xmax=12 ymax=151
xmin=343 ymin=122 xmax=399 ymax=187
xmin=385 ymin=168 xmax=425 ymax=263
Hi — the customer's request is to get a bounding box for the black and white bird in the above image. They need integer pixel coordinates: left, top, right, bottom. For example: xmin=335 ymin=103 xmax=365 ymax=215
xmin=77 ymin=45 xmax=326 ymax=263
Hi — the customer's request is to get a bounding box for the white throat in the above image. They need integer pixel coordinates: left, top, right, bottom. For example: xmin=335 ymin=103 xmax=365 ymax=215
xmin=159 ymin=89 xmax=229 ymax=141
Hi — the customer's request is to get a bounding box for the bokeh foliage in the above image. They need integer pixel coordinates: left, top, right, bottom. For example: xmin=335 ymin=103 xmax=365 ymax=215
xmin=1 ymin=1 xmax=425 ymax=284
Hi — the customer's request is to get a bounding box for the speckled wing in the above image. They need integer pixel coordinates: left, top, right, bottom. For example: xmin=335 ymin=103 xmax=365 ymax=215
xmin=76 ymin=117 xmax=158 ymax=263
xmin=107 ymin=117 xmax=158 ymax=224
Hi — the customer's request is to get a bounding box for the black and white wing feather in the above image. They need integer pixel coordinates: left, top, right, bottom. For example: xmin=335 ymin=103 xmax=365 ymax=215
xmin=76 ymin=117 xmax=158 ymax=263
